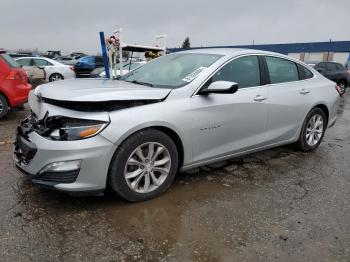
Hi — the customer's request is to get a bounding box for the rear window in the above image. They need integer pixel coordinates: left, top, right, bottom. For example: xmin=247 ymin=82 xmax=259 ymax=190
xmin=297 ymin=64 xmax=314 ymax=80
xmin=335 ymin=63 xmax=345 ymax=70
xmin=0 ymin=54 xmax=20 ymax=68
xmin=265 ymin=56 xmax=299 ymax=84
xmin=326 ymin=63 xmax=338 ymax=71
xmin=80 ymin=56 xmax=94 ymax=62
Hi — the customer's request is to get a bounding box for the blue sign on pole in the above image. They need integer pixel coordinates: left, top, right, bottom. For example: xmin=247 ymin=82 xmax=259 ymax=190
xmin=99 ymin=32 xmax=110 ymax=79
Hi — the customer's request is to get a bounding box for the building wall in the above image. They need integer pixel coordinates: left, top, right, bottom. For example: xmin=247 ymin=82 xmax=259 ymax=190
xmin=288 ymin=52 xmax=350 ymax=64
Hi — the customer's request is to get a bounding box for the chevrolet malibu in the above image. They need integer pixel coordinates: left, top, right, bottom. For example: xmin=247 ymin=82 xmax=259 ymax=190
xmin=14 ymin=49 xmax=340 ymax=202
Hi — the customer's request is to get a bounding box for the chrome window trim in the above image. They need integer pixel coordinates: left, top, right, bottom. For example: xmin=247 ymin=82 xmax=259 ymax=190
xmin=192 ymin=53 xmax=316 ymax=97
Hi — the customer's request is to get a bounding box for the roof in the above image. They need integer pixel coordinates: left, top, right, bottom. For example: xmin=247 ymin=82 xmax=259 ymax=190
xmin=121 ymin=44 xmax=164 ymax=52
xmin=169 ymin=41 xmax=350 ymax=54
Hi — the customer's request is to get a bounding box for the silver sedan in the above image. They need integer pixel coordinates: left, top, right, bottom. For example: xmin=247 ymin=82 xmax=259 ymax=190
xmin=14 ymin=49 xmax=340 ymax=201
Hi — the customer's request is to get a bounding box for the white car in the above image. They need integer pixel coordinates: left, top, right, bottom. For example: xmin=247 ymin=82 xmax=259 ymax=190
xmin=15 ymin=57 xmax=75 ymax=82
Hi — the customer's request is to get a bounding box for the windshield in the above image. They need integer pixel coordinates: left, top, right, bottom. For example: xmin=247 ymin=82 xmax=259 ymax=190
xmin=120 ymin=53 xmax=222 ymax=88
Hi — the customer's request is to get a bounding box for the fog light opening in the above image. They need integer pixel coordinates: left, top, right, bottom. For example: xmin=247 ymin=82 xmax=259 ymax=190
xmin=39 ymin=160 xmax=82 ymax=174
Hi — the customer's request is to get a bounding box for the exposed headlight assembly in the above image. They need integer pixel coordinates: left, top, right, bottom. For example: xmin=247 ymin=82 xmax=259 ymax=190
xmin=49 ymin=117 xmax=108 ymax=141
xmin=50 ymin=123 xmax=108 ymax=141
xmin=28 ymin=114 xmax=109 ymax=141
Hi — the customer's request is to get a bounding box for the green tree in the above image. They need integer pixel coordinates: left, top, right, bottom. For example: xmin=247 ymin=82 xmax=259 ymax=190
xmin=182 ymin=37 xmax=191 ymax=49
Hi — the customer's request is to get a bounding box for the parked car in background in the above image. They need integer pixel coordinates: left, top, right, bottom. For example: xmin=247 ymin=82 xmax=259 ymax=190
xmin=8 ymin=52 xmax=35 ymax=59
xmin=90 ymin=61 xmax=146 ymax=78
xmin=74 ymin=56 xmax=104 ymax=77
xmin=21 ymin=64 xmax=46 ymax=84
xmin=15 ymin=57 xmax=75 ymax=82
xmin=70 ymin=52 xmax=87 ymax=59
xmin=345 ymin=60 xmax=350 ymax=70
xmin=307 ymin=61 xmax=349 ymax=95
xmin=0 ymin=51 xmax=31 ymax=119
xmin=15 ymin=49 xmax=340 ymax=201
xmin=42 ymin=50 xmax=61 ymax=59
xmin=55 ymin=56 xmax=77 ymax=66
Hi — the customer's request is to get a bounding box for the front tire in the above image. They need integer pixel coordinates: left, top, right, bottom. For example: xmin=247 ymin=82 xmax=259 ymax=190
xmin=108 ymin=129 xmax=178 ymax=202
xmin=0 ymin=94 xmax=9 ymax=119
xmin=297 ymin=108 xmax=327 ymax=152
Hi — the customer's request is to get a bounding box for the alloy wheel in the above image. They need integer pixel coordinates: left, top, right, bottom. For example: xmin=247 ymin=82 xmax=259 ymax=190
xmin=0 ymin=99 xmax=3 ymax=114
xmin=339 ymin=82 xmax=346 ymax=94
xmin=124 ymin=142 xmax=171 ymax=193
xmin=51 ymin=74 xmax=63 ymax=81
xmin=305 ymin=114 xmax=324 ymax=146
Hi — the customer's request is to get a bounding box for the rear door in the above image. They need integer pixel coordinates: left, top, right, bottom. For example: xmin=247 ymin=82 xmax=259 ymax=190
xmin=264 ymin=56 xmax=314 ymax=143
xmin=191 ymin=55 xmax=269 ymax=163
xmin=33 ymin=58 xmax=54 ymax=79
xmin=16 ymin=58 xmax=33 ymax=79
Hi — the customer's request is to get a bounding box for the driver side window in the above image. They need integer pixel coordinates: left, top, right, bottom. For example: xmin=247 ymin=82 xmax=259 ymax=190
xmin=209 ymin=55 xmax=261 ymax=89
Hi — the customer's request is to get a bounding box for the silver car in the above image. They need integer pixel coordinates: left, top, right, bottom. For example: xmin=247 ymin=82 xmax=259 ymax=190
xmin=14 ymin=49 xmax=340 ymax=201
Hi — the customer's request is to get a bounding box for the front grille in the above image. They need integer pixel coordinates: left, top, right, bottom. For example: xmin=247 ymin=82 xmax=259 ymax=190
xmin=35 ymin=170 xmax=80 ymax=184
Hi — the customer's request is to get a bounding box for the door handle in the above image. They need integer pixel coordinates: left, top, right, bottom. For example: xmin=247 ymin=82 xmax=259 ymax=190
xmin=300 ymin=88 xmax=310 ymax=95
xmin=254 ymin=95 xmax=267 ymax=102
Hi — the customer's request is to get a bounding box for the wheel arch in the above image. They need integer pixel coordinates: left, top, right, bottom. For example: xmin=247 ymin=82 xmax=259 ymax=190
xmin=110 ymin=124 xmax=185 ymax=170
xmin=313 ymin=104 xmax=329 ymax=125
xmin=338 ymin=78 xmax=348 ymax=86
xmin=152 ymin=126 xmax=185 ymax=168
xmin=0 ymin=91 xmax=10 ymax=107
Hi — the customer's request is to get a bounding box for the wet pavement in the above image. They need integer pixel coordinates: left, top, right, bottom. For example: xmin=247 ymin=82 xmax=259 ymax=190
xmin=0 ymin=91 xmax=350 ymax=261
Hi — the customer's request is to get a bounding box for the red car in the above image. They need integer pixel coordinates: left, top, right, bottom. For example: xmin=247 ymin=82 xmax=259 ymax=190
xmin=0 ymin=51 xmax=32 ymax=119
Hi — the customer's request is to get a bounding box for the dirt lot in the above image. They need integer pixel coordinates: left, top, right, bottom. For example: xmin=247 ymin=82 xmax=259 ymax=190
xmin=0 ymin=91 xmax=349 ymax=261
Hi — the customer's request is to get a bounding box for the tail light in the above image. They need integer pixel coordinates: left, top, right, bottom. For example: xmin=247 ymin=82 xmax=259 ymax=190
xmin=69 ymin=66 xmax=75 ymax=72
xmin=6 ymin=69 xmax=27 ymax=83
xmin=335 ymin=84 xmax=342 ymax=95
xmin=6 ymin=70 xmax=21 ymax=80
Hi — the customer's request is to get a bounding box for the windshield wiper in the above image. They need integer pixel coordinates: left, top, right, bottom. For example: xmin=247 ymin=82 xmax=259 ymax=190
xmin=131 ymin=80 xmax=153 ymax=87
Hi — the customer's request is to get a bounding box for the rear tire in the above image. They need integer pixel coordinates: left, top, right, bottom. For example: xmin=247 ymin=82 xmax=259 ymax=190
xmin=49 ymin=73 xmax=63 ymax=82
xmin=108 ymin=129 xmax=178 ymax=202
xmin=0 ymin=94 xmax=9 ymax=119
xmin=297 ymin=108 xmax=327 ymax=152
xmin=337 ymin=80 xmax=347 ymax=96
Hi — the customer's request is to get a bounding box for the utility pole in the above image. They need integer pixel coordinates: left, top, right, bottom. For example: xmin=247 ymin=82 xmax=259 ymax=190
xmin=327 ymin=38 xmax=332 ymax=61
xmin=155 ymin=34 xmax=167 ymax=56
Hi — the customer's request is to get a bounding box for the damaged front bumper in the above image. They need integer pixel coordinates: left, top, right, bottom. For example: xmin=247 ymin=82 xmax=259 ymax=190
xmin=14 ymin=115 xmax=117 ymax=194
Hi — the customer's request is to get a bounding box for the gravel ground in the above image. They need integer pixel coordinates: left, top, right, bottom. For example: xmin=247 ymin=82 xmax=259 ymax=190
xmin=0 ymin=90 xmax=349 ymax=261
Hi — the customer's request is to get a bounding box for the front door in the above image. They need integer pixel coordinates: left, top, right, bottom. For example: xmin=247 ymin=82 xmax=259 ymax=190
xmin=190 ymin=55 xmax=269 ymax=164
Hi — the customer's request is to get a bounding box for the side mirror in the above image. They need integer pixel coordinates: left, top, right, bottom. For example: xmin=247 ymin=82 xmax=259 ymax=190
xmin=316 ymin=68 xmax=324 ymax=73
xmin=199 ymin=81 xmax=238 ymax=95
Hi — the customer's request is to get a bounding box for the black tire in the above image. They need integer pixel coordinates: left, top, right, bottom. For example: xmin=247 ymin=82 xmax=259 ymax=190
xmin=16 ymin=104 xmax=26 ymax=111
xmin=337 ymin=80 xmax=347 ymax=96
xmin=108 ymin=129 xmax=178 ymax=202
xmin=49 ymin=73 xmax=63 ymax=82
xmin=0 ymin=94 xmax=9 ymax=119
xmin=297 ymin=108 xmax=327 ymax=152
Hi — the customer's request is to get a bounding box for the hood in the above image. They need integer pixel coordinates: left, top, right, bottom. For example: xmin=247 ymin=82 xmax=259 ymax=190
xmin=34 ymin=79 xmax=172 ymax=102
